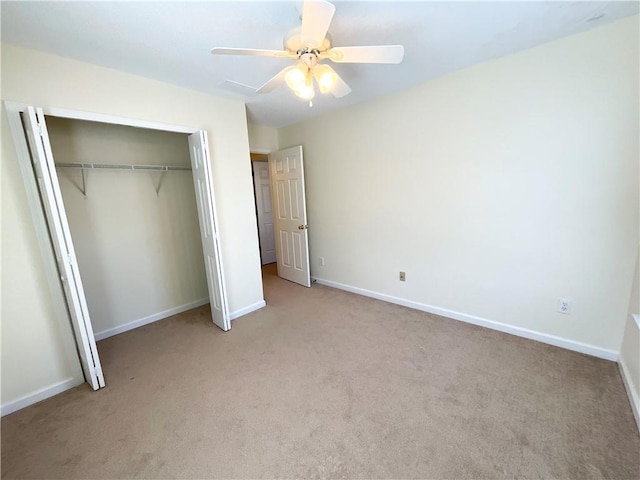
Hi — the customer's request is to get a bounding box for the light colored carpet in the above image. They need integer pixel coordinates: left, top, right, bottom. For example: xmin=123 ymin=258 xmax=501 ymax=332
xmin=2 ymin=265 xmax=639 ymax=479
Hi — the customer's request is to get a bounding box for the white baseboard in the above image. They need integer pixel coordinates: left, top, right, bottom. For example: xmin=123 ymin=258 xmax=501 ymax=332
xmin=312 ymin=277 xmax=619 ymax=361
xmin=230 ymin=300 xmax=266 ymax=320
xmin=619 ymin=356 xmax=640 ymax=431
xmin=94 ymin=298 xmax=209 ymax=341
xmin=1 ymin=377 xmax=83 ymax=417
xmin=94 ymin=297 xmax=268 ymax=339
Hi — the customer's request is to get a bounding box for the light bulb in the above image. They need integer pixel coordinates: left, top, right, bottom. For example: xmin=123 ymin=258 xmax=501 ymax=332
xmin=294 ymin=69 xmax=315 ymax=100
xmin=295 ymin=84 xmax=315 ymax=100
xmin=313 ymin=64 xmax=338 ymax=94
xmin=285 ymin=64 xmax=307 ymax=91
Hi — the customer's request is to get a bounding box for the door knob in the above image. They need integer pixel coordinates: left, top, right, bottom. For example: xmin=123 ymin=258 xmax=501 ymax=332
xmin=297 ymin=225 xmax=308 ymax=230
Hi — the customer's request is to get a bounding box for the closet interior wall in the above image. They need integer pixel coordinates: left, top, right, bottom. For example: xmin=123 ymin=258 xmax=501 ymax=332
xmin=47 ymin=116 xmax=208 ymax=338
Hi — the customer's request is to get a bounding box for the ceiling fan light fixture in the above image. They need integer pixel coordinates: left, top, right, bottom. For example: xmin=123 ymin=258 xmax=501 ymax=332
xmin=313 ymin=64 xmax=338 ymax=94
xmin=211 ymin=0 xmax=405 ymax=102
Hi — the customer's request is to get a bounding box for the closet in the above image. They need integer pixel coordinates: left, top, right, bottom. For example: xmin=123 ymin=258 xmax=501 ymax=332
xmin=49 ymin=116 xmax=207 ymax=338
xmin=16 ymin=106 xmax=229 ymax=390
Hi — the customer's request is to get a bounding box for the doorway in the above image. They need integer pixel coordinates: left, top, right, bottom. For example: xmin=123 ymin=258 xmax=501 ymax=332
xmin=47 ymin=116 xmax=216 ymax=338
xmin=251 ymin=146 xmax=311 ymax=288
xmin=251 ymin=152 xmax=277 ymax=266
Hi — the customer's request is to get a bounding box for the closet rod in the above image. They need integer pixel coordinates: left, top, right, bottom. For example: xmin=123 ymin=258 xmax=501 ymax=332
xmin=56 ymin=162 xmax=191 ymax=171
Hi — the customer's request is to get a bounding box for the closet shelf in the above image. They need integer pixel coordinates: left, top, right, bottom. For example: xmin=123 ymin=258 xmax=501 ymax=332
xmin=56 ymin=162 xmax=191 ymax=171
xmin=55 ymin=162 xmax=192 ymax=197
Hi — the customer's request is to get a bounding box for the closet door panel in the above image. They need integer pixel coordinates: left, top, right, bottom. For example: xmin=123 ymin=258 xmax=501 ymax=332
xmin=188 ymin=131 xmax=230 ymax=331
xmin=22 ymin=106 xmax=105 ymax=390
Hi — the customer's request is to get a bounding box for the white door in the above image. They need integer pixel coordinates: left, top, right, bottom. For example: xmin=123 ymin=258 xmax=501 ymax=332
xmin=188 ymin=131 xmax=230 ymax=331
xmin=22 ymin=107 xmax=105 ymax=390
xmin=269 ymin=145 xmax=311 ymax=287
xmin=252 ymin=161 xmax=277 ymax=265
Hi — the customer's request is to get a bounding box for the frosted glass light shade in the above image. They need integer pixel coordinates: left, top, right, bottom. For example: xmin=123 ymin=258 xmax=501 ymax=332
xmin=285 ymin=64 xmax=307 ymax=91
xmin=313 ymin=64 xmax=338 ymax=94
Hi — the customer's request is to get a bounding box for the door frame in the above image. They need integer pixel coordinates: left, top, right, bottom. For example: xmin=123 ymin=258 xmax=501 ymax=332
xmin=4 ymin=100 xmax=230 ymax=386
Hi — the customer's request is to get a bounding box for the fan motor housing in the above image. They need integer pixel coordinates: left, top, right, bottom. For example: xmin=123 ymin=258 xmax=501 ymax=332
xmin=284 ymin=26 xmax=332 ymax=53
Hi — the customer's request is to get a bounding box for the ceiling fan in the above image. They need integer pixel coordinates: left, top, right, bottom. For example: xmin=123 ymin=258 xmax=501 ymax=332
xmin=211 ymin=0 xmax=404 ymax=101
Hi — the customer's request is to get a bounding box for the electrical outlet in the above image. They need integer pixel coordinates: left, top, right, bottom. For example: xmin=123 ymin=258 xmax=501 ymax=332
xmin=399 ymin=271 xmax=406 ymax=282
xmin=319 ymin=257 xmax=325 ymax=266
xmin=557 ymin=298 xmax=572 ymax=315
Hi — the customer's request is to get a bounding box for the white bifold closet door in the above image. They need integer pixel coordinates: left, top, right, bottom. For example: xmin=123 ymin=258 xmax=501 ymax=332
xmin=22 ymin=106 xmax=105 ymax=390
xmin=188 ymin=131 xmax=230 ymax=331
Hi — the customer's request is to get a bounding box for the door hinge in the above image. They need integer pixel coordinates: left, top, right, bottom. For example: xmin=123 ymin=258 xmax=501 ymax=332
xmin=65 ymin=253 xmax=75 ymax=266
xmin=36 ymin=122 xmax=45 ymax=137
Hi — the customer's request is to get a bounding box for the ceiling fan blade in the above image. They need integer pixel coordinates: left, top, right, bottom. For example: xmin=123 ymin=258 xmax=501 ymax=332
xmin=256 ymin=66 xmax=293 ymax=94
xmin=301 ymin=0 xmax=336 ymax=48
xmin=211 ymin=47 xmax=293 ymax=58
xmin=326 ymin=45 xmax=405 ymax=64
xmin=331 ymin=71 xmax=351 ymax=98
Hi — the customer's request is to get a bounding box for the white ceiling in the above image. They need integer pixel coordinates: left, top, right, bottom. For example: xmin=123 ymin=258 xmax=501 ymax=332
xmin=2 ymin=1 xmax=638 ymax=127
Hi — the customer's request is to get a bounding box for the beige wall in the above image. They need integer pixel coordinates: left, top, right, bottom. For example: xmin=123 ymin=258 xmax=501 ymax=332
xmin=279 ymin=16 xmax=639 ymax=354
xmin=247 ymin=123 xmax=279 ymax=153
xmin=48 ymin=117 xmax=208 ymax=336
xmin=1 ymin=44 xmax=264 ymax=407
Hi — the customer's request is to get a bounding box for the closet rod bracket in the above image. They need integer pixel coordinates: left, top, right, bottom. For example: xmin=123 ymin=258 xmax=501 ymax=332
xmin=154 ymin=171 xmax=167 ymax=197
xmin=80 ymin=168 xmax=87 ymax=197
